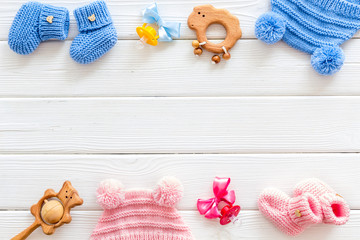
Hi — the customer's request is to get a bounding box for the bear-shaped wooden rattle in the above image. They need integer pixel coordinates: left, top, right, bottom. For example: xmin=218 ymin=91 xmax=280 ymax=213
xmin=188 ymin=5 xmax=242 ymax=64
xmin=11 ymin=181 xmax=83 ymax=240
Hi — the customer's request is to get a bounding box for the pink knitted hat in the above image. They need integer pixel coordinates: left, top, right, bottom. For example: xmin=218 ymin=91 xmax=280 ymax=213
xmin=90 ymin=177 xmax=194 ymax=240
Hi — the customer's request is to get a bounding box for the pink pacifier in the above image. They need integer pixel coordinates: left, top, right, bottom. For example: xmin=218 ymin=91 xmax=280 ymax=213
xmin=197 ymin=177 xmax=241 ymax=225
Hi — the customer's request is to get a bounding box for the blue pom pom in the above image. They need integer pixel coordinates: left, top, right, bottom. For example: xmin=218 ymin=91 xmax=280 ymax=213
xmin=311 ymin=46 xmax=345 ymax=75
xmin=255 ymin=12 xmax=286 ymax=44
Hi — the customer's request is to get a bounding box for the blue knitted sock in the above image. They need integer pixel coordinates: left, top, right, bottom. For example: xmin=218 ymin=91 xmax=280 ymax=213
xmin=70 ymin=0 xmax=118 ymax=64
xmin=8 ymin=2 xmax=69 ymax=55
xmin=255 ymin=0 xmax=360 ymax=75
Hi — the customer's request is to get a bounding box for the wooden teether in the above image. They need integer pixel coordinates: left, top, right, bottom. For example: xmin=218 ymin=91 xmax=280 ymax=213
xmin=11 ymin=181 xmax=83 ymax=240
xmin=41 ymin=199 xmax=64 ymax=224
xmin=188 ymin=4 xmax=242 ymax=64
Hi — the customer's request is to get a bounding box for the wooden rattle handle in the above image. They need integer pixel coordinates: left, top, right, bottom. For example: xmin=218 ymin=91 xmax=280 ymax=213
xmin=11 ymin=181 xmax=83 ymax=239
xmin=11 ymin=221 xmax=40 ymax=240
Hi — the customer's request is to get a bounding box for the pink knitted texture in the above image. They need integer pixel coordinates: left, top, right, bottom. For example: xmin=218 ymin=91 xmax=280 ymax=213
xmin=294 ymin=178 xmax=350 ymax=225
xmin=90 ymin=177 xmax=193 ymax=240
xmin=258 ymin=188 xmax=323 ymax=236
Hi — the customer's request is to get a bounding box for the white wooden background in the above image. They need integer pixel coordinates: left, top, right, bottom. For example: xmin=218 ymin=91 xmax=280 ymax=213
xmin=1 ymin=0 xmax=360 ymax=239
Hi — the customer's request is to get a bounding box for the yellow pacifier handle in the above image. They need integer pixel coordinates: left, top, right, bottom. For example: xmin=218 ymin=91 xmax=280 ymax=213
xmin=136 ymin=23 xmax=159 ymax=46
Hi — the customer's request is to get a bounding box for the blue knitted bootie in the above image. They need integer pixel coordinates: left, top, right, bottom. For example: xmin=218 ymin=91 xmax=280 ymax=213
xmin=8 ymin=2 xmax=69 ymax=55
xmin=70 ymin=0 xmax=117 ymax=64
xmin=255 ymin=0 xmax=360 ymax=75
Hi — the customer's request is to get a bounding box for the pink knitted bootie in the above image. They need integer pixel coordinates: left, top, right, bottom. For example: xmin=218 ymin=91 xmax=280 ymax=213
xmin=258 ymin=188 xmax=323 ymax=236
xmin=294 ymin=178 xmax=350 ymax=225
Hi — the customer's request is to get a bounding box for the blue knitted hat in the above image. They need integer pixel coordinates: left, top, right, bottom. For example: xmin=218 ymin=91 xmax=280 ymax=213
xmin=8 ymin=2 xmax=69 ymax=55
xmin=255 ymin=0 xmax=360 ymax=75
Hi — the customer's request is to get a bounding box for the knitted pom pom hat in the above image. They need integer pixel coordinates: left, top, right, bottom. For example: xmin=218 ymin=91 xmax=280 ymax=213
xmin=255 ymin=0 xmax=360 ymax=75
xmin=293 ymin=178 xmax=350 ymax=225
xmin=258 ymin=188 xmax=323 ymax=236
xmin=8 ymin=2 xmax=69 ymax=55
xmin=90 ymin=177 xmax=194 ymax=240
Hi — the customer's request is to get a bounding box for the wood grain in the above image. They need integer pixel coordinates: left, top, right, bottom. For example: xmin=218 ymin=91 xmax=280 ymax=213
xmin=2 ymin=0 xmax=360 ymax=41
xmin=188 ymin=5 xmax=242 ymax=53
xmin=10 ymin=221 xmax=40 ymax=240
xmin=1 ymin=154 xmax=359 ymax=210
xmin=0 ymin=0 xmax=266 ymax=41
xmin=1 ymin=1 xmax=360 ymax=239
xmin=1 ymin=97 xmax=360 ymax=153
xmin=1 ymin=210 xmax=360 ymax=240
xmin=2 ymin=40 xmax=360 ymax=97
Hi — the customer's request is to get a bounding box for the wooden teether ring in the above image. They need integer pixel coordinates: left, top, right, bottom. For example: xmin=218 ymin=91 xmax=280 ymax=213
xmin=188 ymin=4 xmax=242 ymax=56
xmin=11 ymin=181 xmax=83 ymax=240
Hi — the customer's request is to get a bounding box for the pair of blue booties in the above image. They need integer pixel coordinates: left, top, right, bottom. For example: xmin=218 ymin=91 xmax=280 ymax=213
xmin=8 ymin=0 xmax=117 ymax=64
xmin=255 ymin=0 xmax=360 ymax=75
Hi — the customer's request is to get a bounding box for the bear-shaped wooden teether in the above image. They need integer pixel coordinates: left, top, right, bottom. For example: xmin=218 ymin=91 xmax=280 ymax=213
xmin=11 ymin=181 xmax=83 ymax=240
xmin=188 ymin=5 xmax=242 ymax=63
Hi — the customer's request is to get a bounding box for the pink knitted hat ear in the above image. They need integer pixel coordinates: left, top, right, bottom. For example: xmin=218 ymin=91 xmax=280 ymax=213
xmin=96 ymin=179 xmax=124 ymax=209
xmin=153 ymin=176 xmax=184 ymax=207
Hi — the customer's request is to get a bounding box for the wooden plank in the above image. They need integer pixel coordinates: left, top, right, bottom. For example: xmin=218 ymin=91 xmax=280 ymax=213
xmin=1 ymin=97 xmax=360 ymax=153
xmin=0 ymin=0 xmax=267 ymax=40
xmin=2 ymin=40 xmax=360 ymax=97
xmin=1 ymin=210 xmax=359 ymax=240
xmin=1 ymin=154 xmax=359 ymax=209
xmin=2 ymin=0 xmax=360 ymax=41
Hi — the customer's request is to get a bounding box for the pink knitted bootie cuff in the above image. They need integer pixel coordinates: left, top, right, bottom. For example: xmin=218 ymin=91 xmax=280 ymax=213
xmin=289 ymin=193 xmax=323 ymax=227
xmin=294 ymin=178 xmax=350 ymax=225
xmin=258 ymin=188 xmax=322 ymax=236
xmin=320 ymin=193 xmax=350 ymax=225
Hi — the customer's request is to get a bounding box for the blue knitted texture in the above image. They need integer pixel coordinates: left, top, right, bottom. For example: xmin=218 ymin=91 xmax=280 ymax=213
xmin=8 ymin=2 xmax=69 ymax=55
xmin=70 ymin=0 xmax=117 ymax=64
xmin=255 ymin=0 xmax=360 ymax=75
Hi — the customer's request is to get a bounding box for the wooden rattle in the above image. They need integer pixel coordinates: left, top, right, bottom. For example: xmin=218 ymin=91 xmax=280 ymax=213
xmin=188 ymin=5 xmax=242 ymax=64
xmin=11 ymin=181 xmax=83 ymax=240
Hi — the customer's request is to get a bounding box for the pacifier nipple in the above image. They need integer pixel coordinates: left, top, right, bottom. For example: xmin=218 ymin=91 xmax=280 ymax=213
xmin=136 ymin=36 xmax=147 ymax=50
xmin=135 ymin=23 xmax=159 ymax=49
xmin=229 ymin=214 xmax=242 ymax=226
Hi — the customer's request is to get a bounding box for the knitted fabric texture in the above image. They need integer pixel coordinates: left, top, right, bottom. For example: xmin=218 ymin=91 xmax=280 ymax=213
xmin=294 ymin=178 xmax=350 ymax=225
xmin=255 ymin=0 xmax=360 ymax=75
xmin=90 ymin=177 xmax=193 ymax=240
xmin=8 ymin=2 xmax=69 ymax=55
xmin=70 ymin=0 xmax=117 ymax=64
xmin=258 ymin=188 xmax=323 ymax=236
